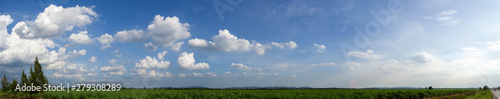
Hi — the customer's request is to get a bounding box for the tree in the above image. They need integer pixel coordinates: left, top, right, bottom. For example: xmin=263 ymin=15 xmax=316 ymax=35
xmin=28 ymin=57 xmax=48 ymax=94
xmin=479 ymin=87 xmax=482 ymax=91
xmin=428 ymin=86 xmax=433 ymax=90
xmin=483 ymin=85 xmax=489 ymax=91
xmin=10 ymin=79 xmax=18 ymax=94
xmin=1 ymin=74 xmax=10 ymax=92
xmin=21 ymin=69 xmax=28 ymax=93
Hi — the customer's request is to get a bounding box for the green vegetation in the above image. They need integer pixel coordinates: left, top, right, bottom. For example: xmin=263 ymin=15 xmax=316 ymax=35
xmin=1 ymin=74 xmax=9 ymax=92
xmin=27 ymin=89 xmax=480 ymax=99
xmin=466 ymin=90 xmax=492 ymax=99
xmin=28 ymin=57 xmax=49 ymax=94
xmin=0 ymin=57 xmax=48 ymax=98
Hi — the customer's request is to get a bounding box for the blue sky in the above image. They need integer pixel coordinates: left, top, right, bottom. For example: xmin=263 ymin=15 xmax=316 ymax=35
xmin=1 ymin=0 xmax=500 ymax=88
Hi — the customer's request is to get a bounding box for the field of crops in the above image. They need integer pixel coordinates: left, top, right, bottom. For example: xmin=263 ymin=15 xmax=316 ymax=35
xmin=0 ymin=89 xmax=473 ymax=99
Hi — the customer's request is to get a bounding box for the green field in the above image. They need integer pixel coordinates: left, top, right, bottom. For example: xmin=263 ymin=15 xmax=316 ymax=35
xmin=0 ymin=89 xmax=487 ymax=99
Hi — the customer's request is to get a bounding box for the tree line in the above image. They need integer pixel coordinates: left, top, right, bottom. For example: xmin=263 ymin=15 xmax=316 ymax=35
xmin=1 ymin=57 xmax=48 ymax=97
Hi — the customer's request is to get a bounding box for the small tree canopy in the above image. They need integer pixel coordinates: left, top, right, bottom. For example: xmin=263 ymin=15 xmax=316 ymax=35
xmin=1 ymin=74 xmax=10 ymax=92
xmin=483 ymin=85 xmax=489 ymax=91
xmin=28 ymin=57 xmax=48 ymax=94
xmin=10 ymin=79 xmax=18 ymax=94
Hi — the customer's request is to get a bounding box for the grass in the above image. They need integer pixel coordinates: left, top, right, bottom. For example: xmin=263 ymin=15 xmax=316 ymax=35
xmin=465 ymin=90 xmax=492 ymax=99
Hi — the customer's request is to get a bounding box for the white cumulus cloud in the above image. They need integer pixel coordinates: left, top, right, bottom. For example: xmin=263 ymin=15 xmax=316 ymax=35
xmin=271 ymin=41 xmax=298 ymax=49
xmin=147 ymin=15 xmax=190 ymax=47
xmin=108 ymin=59 xmax=119 ymax=65
xmin=115 ymin=29 xmax=146 ymax=42
xmin=135 ymin=56 xmax=170 ymax=69
xmin=144 ymin=42 xmax=157 ymax=51
xmin=411 ymin=52 xmax=434 ymax=63
xmin=100 ymin=65 xmax=127 ymax=75
xmin=89 ymin=56 xmax=98 ymax=63
xmin=146 ymin=70 xmax=173 ymax=78
xmin=177 ymin=52 xmax=209 ymax=70
xmin=171 ymin=42 xmax=184 ymax=52
xmin=97 ymin=33 xmax=114 ymax=50
xmin=157 ymin=51 xmax=168 ymax=60
xmin=347 ymin=49 xmax=382 ymax=59
xmin=188 ymin=29 xmax=295 ymax=55
xmin=68 ymin=31 xmax=92 ymax=44
xmin=15 ymin=4 xmax=98 ymax=39
xmin=230 ymin=63 xmax=262 ymax=72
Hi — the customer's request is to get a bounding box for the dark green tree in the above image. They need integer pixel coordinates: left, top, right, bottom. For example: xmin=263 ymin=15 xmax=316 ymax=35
xmin=21 ymin=69 xmax=28 ymax=94
xmin=1 ymin=74 xmax=9 ymax=92
xmin=483 ymin=85 xmax=489 ymax=91
xmin=28 ymin=57 xmax=48 ymax=94
xmin=10 ymin=78 xmax=18 ymax=94
xmin=428 ymin=86 xmax=433 ymax=90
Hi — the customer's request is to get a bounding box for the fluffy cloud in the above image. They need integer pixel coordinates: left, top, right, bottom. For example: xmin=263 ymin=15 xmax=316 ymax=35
xmin=271 ymin=41 xmax=298 ymax=49
xmin=52 ymin=73 xmax=83 ymax=79
xmin=115 ymin=29 xmax=146 ymax=42
xmin=15 ymin=4 xmax=97 ymax=39
xmin=44 ymin=48 xmax=87 ymax=70
xmin=205 ymin=72 xmax=218 ymax=77
xmin=0 ymin=17 xmax=62 ymax=66
xmin=171 ymin=42 xmax=184 ymax=52
xmin=157 ymin=51 xmax=168 ymax=60
xmin=131 ymin=68 xmax=172 ymax=78
xmin=89 ymin=56 xmax=98 ymax=63
xmin=188 ymin=38 xmax=208 ymax=47
xmin=146 ymin=70 xmax=173 ymax=78
xmin=188 ymin=29 xmax=296 ymax=55
xmin=313 ymin=43 xmax=326 ymax=52
xmin=0 ymin=15 xmax=13 ymax=35
xmin=108 ymin=59 xmax=119 ymax=65
xmin=177 ymin=52 xmax=209 ymax=70
xmin=411 ymin=52 xmax=434 ymax=63
xmin=50 ymin=63 xmax=96 ymax=80
xmin=100 ymin=65 xmax=127 ymax=75
xmin=0 ymin=15 xmax=13 ymax=51
xmin=144 ymin=42 xmax=157 ymax=51
xmin=342 ymin=61 xmax=361 ymax=70
xmin=67 ymin=49 xmax=87 ymax=58
xmin=347 ymin=49 xmax=382 ymax=59
xmin=97 ymin=33 xmax=114 ymax=50
xmin=135 ymin=56 xmax=170 ymax=69
xmin=147 ymin=15 xmax=190 ymax=47
xmin=133 ymin=68 xmax=147 ymax=75
xmin=230 ymin=63 xmax=262 ymax=72
xmin=68 ymin=31 xmax=92 ymax=44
